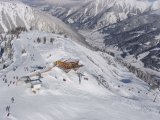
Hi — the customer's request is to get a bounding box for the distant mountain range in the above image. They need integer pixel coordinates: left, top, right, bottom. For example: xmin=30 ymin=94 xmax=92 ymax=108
xmin=27 ymin=0 xmax=160 ymax=30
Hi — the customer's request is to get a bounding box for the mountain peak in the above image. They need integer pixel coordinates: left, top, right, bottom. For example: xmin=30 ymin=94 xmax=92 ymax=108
xmin=0 ymin=0 xmax=86 ymax=45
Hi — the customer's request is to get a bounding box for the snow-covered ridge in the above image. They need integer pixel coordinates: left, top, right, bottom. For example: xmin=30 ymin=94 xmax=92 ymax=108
xmin=0 ymin=1 xmax=34 ymax=32
xmin=37 ymin=0 xmax=160 ymax=29
xmin=85 ymin=0 xmax=160 ymax=28
xmin=0 ymin=1 xmax=86 ymax=45
xmin=93 ymin=0 xmax=159 ymax=12
xmin=91 ymin=0 xmax=150 ymax=15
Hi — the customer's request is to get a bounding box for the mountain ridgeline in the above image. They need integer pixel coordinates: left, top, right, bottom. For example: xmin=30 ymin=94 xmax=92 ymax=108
xmin=0 ymin=1 xmax=89 ymax=48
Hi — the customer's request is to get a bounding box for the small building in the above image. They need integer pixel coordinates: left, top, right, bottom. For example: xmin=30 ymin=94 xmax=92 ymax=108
xmin=19 ymin=75 xmax=42 ymax=92
xmin=18 ymin=76 xmax=31 ymax=84
xmin=31 ymin=81 xmax=42 ymax=92
xmin=54 ymin=58 xmax=83 ymax=72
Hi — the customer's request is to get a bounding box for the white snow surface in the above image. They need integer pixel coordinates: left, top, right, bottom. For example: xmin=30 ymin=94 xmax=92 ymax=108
xmin=0 ymin=30 xmax=160 ymax=120
xmin=0 ymin=0 xmax=85 ymax=45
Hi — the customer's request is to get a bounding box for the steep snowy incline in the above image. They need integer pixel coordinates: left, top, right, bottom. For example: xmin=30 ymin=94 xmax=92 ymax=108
xmin=0 ymin=30 xmax=160 ymax=120
xmin=22 ymin=0 xmax=160 ymax=29
xmin=0 ymin=1 xmax=88 ymax=47
xmin=0 ymin=0 xmax=33 ymax=32
xmin=82 ymin=9 xmax=160 ymax=76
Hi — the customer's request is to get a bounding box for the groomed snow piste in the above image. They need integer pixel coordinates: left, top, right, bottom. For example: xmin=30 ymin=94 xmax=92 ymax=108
xmin=0 ymin=30 xmax=160 ymax=120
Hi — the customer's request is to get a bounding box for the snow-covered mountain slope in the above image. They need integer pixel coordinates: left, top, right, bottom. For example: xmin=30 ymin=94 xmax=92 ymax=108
xmin=0 ymin=1 xmax=160 ymax=119
xmin=19 ymin=0 xmax=160 ymax=67
xmin=22 ymin=0 xmax=160 ymax=30
xmin=82 ymin=9 xmax=160 ymax=78
xmin=0 ymin=30 xmax=160 ymax=120
xmin=18 ymin=0 xmax=160 ymax=84
xmin=0 ymin=0 xmax=88 ymax=47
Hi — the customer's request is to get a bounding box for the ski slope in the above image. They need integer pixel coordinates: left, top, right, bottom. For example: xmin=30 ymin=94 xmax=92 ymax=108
xmin=0 ymin=30 xmax=160 ymax=120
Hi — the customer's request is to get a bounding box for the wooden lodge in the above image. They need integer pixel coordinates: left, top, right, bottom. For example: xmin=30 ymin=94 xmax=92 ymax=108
xmin=54 ymin=58 xmax=83 ymax=72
